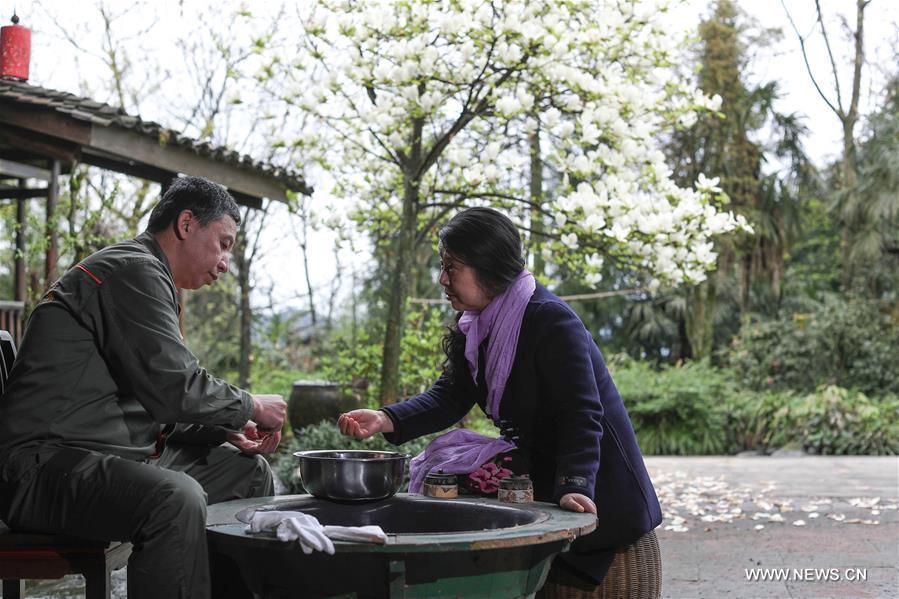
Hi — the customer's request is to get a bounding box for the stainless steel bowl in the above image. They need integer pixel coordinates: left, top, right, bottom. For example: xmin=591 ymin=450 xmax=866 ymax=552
xmin=293 ymin=450 xmax=410 ymax=501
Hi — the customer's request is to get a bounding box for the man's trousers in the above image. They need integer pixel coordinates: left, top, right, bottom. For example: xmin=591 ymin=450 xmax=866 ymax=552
xmin=0 ymin=442 xmax=273 ymax=599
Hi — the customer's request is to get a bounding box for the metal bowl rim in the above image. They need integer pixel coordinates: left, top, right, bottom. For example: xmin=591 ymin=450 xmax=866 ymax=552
xmin=293 ymin=449 xmax=411 ymax=462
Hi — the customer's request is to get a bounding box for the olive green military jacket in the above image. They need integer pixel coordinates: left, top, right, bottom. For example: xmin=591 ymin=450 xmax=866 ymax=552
xmin=0 ymin=232 xmax=253 ymax=470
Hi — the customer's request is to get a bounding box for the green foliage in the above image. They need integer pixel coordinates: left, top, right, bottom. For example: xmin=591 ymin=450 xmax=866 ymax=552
xmin=320 ymin=304 xmax=449 ymax=407
xmin=271 ymin=421 xmax=443 ymax=494
xmin=721 ymin=389 xmax=797 ymax=452
xmin=724 ymin=386 xmax=899 ymax=455
xmin=661 ymin=0 xmax=814 ymax=362
xmin=612 ymin=356 xmax=899 ymax=456
xmin=183 ymin=281 xmax=241 ymax=374
xmin=783 ymin=196 xmax=842 ymax=299
xmin=841 ymin=76 xmax=899 ymax=291
xmin=789 ymin=387 xmax=899 ymax=455
xmin=612 ymin=356 xmax=733 ymax=454
xmin=249 ymin=368 xmax=321 ymax=398
xmin=724 ymin=295 xmax=899 ymax=395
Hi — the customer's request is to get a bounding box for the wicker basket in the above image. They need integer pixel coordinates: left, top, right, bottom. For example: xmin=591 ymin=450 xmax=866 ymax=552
xmin=537 ymin=530 xmax=661 ymax=599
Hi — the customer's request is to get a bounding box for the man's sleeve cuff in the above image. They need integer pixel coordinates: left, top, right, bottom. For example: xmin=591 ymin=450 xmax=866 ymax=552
xmin=231 ymin=391 xmax=255 ymax=430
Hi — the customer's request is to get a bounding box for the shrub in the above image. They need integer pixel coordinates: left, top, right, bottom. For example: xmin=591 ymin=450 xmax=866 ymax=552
xmin=721 ymin=389 xmax=798 ymax=453
xmin=612 ymin=357 xmax=734 ymax=455
xmin=790 ymin=386 xmax=899 ymax=455
xmin=320 ymin=304 xmax=448 ymax=407
xmin=721 ymin=386 xmax=899 ymax=455
xmin=725 ymin=295 xmax=899 ymax=395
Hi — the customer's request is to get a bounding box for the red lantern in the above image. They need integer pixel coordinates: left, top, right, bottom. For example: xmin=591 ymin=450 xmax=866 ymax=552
xmin=1 ymin=14 xmax=31 ymax=82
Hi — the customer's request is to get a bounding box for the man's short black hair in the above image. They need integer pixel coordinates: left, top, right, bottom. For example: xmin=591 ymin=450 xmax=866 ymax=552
xmin=146 ymin=176 xmax=242 ymax=233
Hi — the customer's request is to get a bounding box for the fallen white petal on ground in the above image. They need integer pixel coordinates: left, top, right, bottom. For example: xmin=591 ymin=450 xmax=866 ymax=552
xmin=649 ymin=470 xmax=889 ymax=532
xmin=849 ymin=497 xmax=881 ymax=508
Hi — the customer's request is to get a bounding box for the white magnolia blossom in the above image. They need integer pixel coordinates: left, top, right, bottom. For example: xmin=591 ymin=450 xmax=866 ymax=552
xmin=291 ymin=0 xmax=750 ymax=289
xmin=696 ymin=173 xmax=724 ymax=194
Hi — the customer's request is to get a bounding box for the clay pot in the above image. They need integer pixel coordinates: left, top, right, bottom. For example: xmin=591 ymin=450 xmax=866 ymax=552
xmin=288 ymin=380 xmax=361 ymax=434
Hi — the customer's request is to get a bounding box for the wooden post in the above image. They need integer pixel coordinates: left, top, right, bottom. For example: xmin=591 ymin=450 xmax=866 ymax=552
xmin=45 ymin=159 xmax=60 ymax=286
xmin=2 ymin=579 xmax=25 ymax=599
xmin=14 ymin=179 xmax=26 ymax=302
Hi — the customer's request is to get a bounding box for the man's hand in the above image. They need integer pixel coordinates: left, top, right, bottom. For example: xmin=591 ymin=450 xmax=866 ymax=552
xmin=251 ymin=394 xmax=287 ymax=432
xmin=337 ymin=409 xmax=393 ymax=439
xmin=560 ymin=492 xmax=597 ymax=515
xmin=227 ymin=421 xmax=281 ymax=455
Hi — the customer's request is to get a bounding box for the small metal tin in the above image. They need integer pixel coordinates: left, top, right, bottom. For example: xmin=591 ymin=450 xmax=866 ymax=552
xmin=498 ymin=475 xmax=533 ymax=504
xmin=423 ymin=471 xmax=458 ymax=499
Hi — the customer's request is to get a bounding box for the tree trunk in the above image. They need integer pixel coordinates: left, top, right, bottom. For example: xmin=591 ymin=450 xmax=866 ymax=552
xmin=738 ymin=253 xmax=751 ymax=312
xmin=44 ymin=160 xmax=60 ymax=288
xmin=840 ymin=118 xmax=860 ymax=285
xmin=378 ymin=178 xmax=419 ymax=404
xmin=839 ymin=0 xmax=865 ymax=286
xmin=300 ymin=209 xmax=317 ymax=329
xmin=684 ymin=279 xmax=716 ymax=360
xmin=528 ymin=123 xmax=545 ymax=277
xmin=14 ymin=180 xmax=26 ymax=302
xmin=235 ymin=236 xmax=252 ymax=390
xmin=770 ymin=243 xmax=784 ymax=301
xmin=379 ymin=115 xmax=424 ymax=405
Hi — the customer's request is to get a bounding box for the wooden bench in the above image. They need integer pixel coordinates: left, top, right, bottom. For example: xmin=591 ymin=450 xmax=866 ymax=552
xmin=0 ymin=330 xmax=131 ymax=598
xmin=0 ymin=521 xmax=131 ymax=599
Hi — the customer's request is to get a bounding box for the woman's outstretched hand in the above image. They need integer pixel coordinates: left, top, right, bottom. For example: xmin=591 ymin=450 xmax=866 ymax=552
xmin=338 ymin=409 xmax=394 ymax=439
xmin=560 ymin=493 xmax=597 ymax=515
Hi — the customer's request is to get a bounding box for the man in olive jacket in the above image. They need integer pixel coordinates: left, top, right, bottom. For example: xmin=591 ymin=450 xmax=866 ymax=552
xmin=0 ymin=177 xmax=287 ymax=599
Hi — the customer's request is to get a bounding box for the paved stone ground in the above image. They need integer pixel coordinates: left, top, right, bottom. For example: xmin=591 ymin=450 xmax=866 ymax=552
xmin=22 ymin=456 xmax=899 ymax=598
xmin=646 ymin=456 xmax=899 ymax=599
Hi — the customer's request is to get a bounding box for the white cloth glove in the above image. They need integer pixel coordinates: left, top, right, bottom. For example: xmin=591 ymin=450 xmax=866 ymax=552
xmin=246 ymin=510 xmax=389 ymax=553
xmin=322 ymin=525 xmax=388 ymax=545
xmin=247 ymin=510 xmax=335 ymax=555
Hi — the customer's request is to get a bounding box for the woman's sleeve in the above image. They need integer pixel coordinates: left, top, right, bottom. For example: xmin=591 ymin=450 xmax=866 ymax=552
xmin=533 ymin=301 xmax=603 ymax=503
xmin=381 ymin=372 xmax=476 ymax=444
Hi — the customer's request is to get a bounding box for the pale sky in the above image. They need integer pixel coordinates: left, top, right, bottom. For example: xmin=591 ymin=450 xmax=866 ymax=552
xmin=6 ymin=0 xmax=898 ymax=312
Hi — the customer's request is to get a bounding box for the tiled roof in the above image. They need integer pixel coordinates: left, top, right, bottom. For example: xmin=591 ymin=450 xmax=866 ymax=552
xmin=0 ymin=80 xmax=311 ymax=195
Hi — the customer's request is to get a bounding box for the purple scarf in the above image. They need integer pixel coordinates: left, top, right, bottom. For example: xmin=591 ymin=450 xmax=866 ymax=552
xmin=409 ymin=270 xmax=536 ymax=493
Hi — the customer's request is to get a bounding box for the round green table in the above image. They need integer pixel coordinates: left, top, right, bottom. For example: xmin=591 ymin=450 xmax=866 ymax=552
xmin=206 ymin=493 xmax=597 ymax=598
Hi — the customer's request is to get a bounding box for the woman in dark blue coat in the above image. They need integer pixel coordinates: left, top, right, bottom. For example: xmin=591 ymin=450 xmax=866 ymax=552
xmin=339 ymin=207 xmax=662 ymax=594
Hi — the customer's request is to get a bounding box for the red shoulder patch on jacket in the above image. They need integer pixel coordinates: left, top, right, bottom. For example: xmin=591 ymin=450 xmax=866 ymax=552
xmin=75 ymin=264 xmax=103 ymax=285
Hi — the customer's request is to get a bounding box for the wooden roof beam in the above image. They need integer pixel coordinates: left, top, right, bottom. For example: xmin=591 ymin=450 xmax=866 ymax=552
xmin=0 ymin=158 xmax=51 ymax=180
xmin=0 ymin=125 xmax=79 ymax=164
xmin=0 ymin=101 xmax=91 ymax=145
xmin=89 ymin=127 xmax=289 ymax=204
xmin=0 ymin=186 xmax=48 ymax=199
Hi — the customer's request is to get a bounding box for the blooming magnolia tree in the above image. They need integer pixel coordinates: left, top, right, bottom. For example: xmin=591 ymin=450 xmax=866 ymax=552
xmin=288 ymin=0 xmax=749 ymax=402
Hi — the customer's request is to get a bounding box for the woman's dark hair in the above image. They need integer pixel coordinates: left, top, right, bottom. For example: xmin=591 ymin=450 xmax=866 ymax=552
xmin=439 ymin=207 xmax=525 ymax=385
xmin=146 ymin=176 xmax=242 ymax=233
xmin=438 ymin=207 xmax=525 ymax=295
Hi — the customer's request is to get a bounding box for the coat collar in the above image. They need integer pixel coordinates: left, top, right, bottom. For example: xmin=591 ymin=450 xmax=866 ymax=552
xmin=135 ymin=231 xmax=176 ymax=289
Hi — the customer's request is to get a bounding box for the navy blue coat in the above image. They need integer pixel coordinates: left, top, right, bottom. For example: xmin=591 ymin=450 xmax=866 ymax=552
xmin=382 ymin=284 xmax=662 ymax=579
